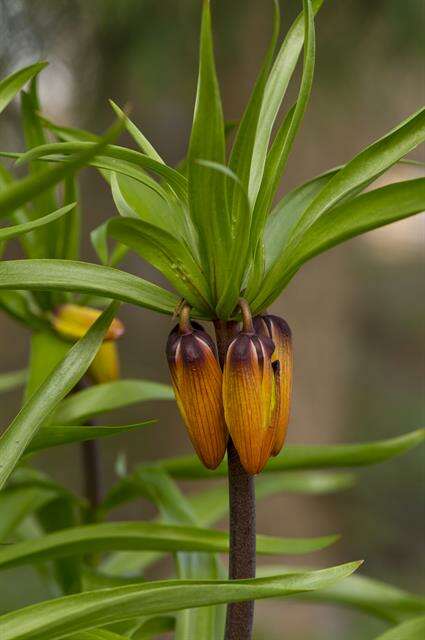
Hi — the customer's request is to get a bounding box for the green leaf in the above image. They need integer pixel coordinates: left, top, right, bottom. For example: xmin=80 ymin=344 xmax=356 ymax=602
xmin=0 ymin=203 xmax=75 ymax=242
xmin=0 ymin=290 xmax=45 ymax=329
xmin=0 ymin=118 xmax=125 ymax=221
xmin=0 ymin=302 xmax=119 ymax=490
xmin=154 ymin=429 xmax=425 ymax=478
xmin=131 ymin=617 xmax=175 ymax=640
xmin=252 ymin=0 xmax=316 ymax=242
xmin=0 ymin=370 xmax=27 ymax=394
xmin=24 ymin=331 xmax=72 ymax=402
xmin=190 ymin=472 xmax=354 ymax=527
xmin=50 ymin=379 xmax=173 ymax=425
xmin=103 ymin=215 xmax=213 ymax=313
xmin=374 ymin=617 xmax=425 ymax=640
xmin=103 ymin=470 xmax=353 ymax=522
xmin=198 ymin=161 xmax=251 ymax=319
xmin=109 ymin=468 xmax=225 ymax=639
xmin=258 ymin=566 xmax=425 ymax=623
xmin=0 ymin=485 xmax=57 ymax=542
xmin=26 ymin=422 xmax=155 ymax=455
xmin=20 ymin=82 xmax=59 ymax=259
xmin=0 ymin=562 xmax=361 ymax=640
xmin=187 ymin=0 xmax=228 ymax=301
xmin=248 ymin=0 xmax=321 ymax=205
xmin=284 ymin=177 xmax=425 ymax=275
xmin=0 ymin=522 xmax=339 ymax=572
xmin=0 ymin=62 xmax=47 ymax=114
xmin=16 ymin=142 xmax=187 ymax=202
xmin=227 ymin=0 xmax=280 ymax=246
xmin=0 ymin=260 xmax=182 ymax=316
xmin=56 ymin=176 xmax=81 ymax=260
xmin=256 ymin=107 xmax=425 ymax=309
xmin=263 ymin=166 xmax=340 ymax=270
xmin=109 ymin=100 xmax=164 ymax=163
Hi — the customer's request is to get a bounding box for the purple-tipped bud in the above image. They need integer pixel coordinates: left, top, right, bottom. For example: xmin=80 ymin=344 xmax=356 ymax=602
xmin=254 ymin=314 xmax=293 ymax=456
xmin=166 ymin=318 xmax=227 ymax=470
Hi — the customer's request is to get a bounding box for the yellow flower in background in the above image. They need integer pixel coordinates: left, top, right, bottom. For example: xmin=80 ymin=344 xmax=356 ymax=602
xmin=52 ymin=304 xmax=124 ymax=383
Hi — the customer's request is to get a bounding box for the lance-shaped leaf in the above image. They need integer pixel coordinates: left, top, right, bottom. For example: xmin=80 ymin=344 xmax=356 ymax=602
xmin=0 ymin=62 xmax=47 ymax=114
xmin=0 ymin=260 xmax=181 ymax=316
xmin=131 ymin=617 xmax=175 ymax=640
xmin=100 ymin=469 xmax=351 ymax=584
xmin=256 ymin=107 xmax=425 ymax=309
xmin=100 ymin=215 xmax=212 ymax=313
xmin=0 ymin=203 xmax=75 ymax=242
xmin=282 ymin=177 xmax=425 ymax=275
xmin=187 ymin=0 xmax=228 ymax=300
xmin=50 ymin=379 xmax=173 ymax=425
xmin=16 ymin=142 xmax=187 ymax=202
xmin=248 ymin=0 xmax=322 ymax=205
xmin=109 ymin=100 xmax=164 ymax=163
xmin=373 ymin=617 xmax=425 ymax=640
xmin=152 ymin=429 xmax=425 ymax=478
xmin=0 ymin=522 xmax=339 ymax=572
xmin=0 ymin=562 xmax=361 ymax=640
xmin=257 ymin=566 xmax=425 ymax=623
xmin=227 ymin=0 xmax=280 ymax=231
xmin=0 ymin=485 xmax=57 ymax=542
xmin=264 ymin=166 xmax=340 ymax=270
xmin=26 ymin=422 xmax=155 ymax=455
xmin=0 ymin=117 xmax=124 ymax=220
xmin=0 ymin=302 xmax=119 ymax=490
xmin=20 ymin=81 xmax=59 ymax=259
xmin=104 ymin=467 xmax=225 ymax=639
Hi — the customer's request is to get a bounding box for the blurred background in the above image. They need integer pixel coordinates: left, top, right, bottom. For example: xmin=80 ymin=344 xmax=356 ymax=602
xmin=0 ymin=0 xmax=424 ymax=637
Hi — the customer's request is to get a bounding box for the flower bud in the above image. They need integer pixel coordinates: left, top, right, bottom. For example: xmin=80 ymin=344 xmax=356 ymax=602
xmin=88 ymin=341 xmax=120 ymax=383
xmin=166 ymin=312 xmax=227 ymax=470
xmin=254 ymin=314 xmax=293 ymax=456
xmin=223 ymin=302 xmax=276 ymax=475
xmin=52 ymin=304 xmax=124 ymax=384
xmin=52 ymin=304 xmax=124 ymax=341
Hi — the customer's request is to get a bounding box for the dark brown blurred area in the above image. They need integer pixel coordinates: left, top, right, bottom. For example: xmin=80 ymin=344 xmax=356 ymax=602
xmin=0 ymin=1 xmax=424 ymax=637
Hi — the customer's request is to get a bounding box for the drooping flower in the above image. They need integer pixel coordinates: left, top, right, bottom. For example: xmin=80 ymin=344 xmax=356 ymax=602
xmin=166 ymin=305 xmax=227 ymax=470
xmin=223 ymin=300 xmax=276 ymax=475
xmin=254 ymin=314 xmax=293 ymax=455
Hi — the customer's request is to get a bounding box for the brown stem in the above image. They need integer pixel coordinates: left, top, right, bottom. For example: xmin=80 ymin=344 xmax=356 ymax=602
xmin=214 ymin=319 xmax=256 ymax=640
xmin=74 ymin=379 xmax=102 ymax=517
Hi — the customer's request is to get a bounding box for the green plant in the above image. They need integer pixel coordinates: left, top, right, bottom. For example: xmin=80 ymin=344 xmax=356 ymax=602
xmin=0 ymin=1 xmax=424 ymax=639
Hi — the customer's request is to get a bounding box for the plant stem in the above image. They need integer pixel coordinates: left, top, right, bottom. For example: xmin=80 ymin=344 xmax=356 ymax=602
xmin=74 ymin=379 xmax=102 ymax=516
xmin=214 ymin=320 xmax=256 ymax=640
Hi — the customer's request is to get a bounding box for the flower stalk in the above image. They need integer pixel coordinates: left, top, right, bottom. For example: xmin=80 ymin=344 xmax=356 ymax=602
xmin=214 ymin=318 xmax=256 ymax=640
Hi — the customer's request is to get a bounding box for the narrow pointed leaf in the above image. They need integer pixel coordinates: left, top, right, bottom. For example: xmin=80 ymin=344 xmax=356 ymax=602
xmin=0 ymin=203 xmax=75 ymax=242
xmin=0 ymin=302 xmax=119 ymax=490
xmin=104 ymin=216 xmax=212 ymax=313
xmin=0 ymin=562 xmax=361 ymax=640
xmin=0 ymin=522 xmax=339 ymax=572
xmin=154 ymin=429 xmax=425 ymax=478
xmin=26 ymin=422 xmax=155 ymax=455
xmin=285 ymin=177 xmax=425 ymax=273
xmin=50 ymin=379 xmax=173 ymax=425
xmin=0 ymin=62 xmax=47 ymax=114
xmin=0 ymin=260 xmax=182 ymax=316
xmin=248 ymin=0 xmax=322 ymax=204
xmin=187 ymin=0 xmax=228 ymax=298
xmin=0 ymin=118 xmax=125 ymax=220
xmin=258 ymin=566 xmax=425 ymax=623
